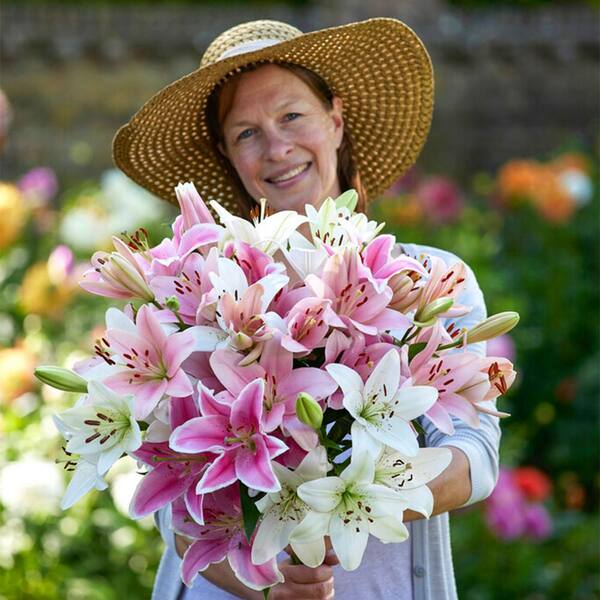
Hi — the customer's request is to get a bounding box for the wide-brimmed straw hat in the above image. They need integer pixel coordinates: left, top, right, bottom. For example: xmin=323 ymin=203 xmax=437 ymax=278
xmin=113 ymin=18 xmax=434 ymax=214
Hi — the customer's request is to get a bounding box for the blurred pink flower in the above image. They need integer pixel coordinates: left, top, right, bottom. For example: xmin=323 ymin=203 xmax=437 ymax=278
xmin=486 ymin=467 xmax=553 ymax=542
xmin=17 ymin=167 xmax=58 ymax=204
xmin=486 ymin=334 xmax=516 ymax=362
xmin=416 ymin=176 xmax=464 ymax=224
xmin=523 ymin=504 xmax=553 ymax=540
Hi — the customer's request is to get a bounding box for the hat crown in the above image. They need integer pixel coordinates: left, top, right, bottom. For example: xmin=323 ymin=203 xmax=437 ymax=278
xmin=200 ymin=20 xmax=303 ymax=67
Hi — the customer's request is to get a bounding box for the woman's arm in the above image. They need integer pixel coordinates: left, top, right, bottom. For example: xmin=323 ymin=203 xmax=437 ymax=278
xmin=402 ymin=244 xmax=502 ymax=519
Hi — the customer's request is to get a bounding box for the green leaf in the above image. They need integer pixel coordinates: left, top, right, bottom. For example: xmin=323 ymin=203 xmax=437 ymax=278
xmin=408 ymin=342 xmax=427 ymax=362
xmin=239 ymin=482 xmax=261 ymax=543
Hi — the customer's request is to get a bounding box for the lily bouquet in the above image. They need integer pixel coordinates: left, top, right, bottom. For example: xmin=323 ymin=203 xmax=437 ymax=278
xmin=37 ymin=183 xmax=518 ymax=593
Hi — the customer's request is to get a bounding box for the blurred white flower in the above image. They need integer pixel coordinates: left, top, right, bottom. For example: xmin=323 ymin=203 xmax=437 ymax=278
xmin=108 ymin=457 xmax=153 ymax=528
xmin=101 ymin=170 xmax=166 ymax=233
xmin=559 ymin=168 xmax=593 ymax=207
xmin=0 ymin=456 xmax=64 ymax=517
xmin=0 ymin=518 xmax=32 ymax=569
xmin=59 ymin=170 xmax=166 ymax=252
xmin=60 ymin=205 xmax=113 ymax=252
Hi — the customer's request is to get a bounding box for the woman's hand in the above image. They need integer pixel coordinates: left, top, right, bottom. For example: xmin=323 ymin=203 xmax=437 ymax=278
xmin=269 ymin=558 xmax=336 ymax=600
xmin=174 ymin=533 xmax=339 ymax=599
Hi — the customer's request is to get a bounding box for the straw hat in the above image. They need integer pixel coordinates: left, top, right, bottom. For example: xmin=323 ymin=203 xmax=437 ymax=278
xmin=113 ymin=18 xmax=434 ymax=214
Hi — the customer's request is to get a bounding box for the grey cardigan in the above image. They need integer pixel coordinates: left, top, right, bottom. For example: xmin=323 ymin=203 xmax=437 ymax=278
xmin=150 ymin=243 xmax=501 ymax=600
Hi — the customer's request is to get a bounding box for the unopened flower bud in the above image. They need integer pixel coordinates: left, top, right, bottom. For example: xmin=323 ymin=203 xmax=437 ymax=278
xmin=295 ymin=392 xmax=323 ymax=430
xmin=466 ymin=312 xmax=520 ymax=344
xmin=165 ymin=295 xmax=180 ymax=312
xmin=414 ymin=297 xmax=454 ymax=326
xmin=34 ymin=366 xmax=88 ymax=393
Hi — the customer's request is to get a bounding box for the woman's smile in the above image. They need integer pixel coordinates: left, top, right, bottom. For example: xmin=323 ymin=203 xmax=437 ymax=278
xmin=265 ymin=161 xmax=312 ymax=187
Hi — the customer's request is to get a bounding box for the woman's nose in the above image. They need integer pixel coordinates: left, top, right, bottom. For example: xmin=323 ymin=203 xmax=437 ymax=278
xmin=263 ymin=128 xmax=293 ymax=161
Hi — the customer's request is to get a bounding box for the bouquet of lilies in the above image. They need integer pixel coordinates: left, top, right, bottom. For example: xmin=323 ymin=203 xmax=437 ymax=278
xmin=37 ymin=183 xmax=518 ymax=592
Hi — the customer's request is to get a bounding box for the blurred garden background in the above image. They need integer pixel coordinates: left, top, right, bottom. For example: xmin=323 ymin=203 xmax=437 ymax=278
xmin=0 ymin=0 xmax=598 ymax=598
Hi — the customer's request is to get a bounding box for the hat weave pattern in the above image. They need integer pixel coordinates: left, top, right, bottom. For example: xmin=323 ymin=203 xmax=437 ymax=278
xmin=113 ymin=18 xmax=434 ymax=214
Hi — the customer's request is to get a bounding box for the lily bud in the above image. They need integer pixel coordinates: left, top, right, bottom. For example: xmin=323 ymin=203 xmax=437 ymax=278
xmin=34 ymin=366 xmax=88 ymax=393
xmin=414 ymin=297 xmax=454 ymax=327
xmin=164 ymin=295 xmax=180 ymax=312
xmin=295 ymin=392 xmax=323 ymax=430
xmin=466 ymin=311 xmax=520 ymax=344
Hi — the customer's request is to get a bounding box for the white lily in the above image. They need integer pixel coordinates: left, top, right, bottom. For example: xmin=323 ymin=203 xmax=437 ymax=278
xmin=210 ymin=198 xmax=307 ymax=256
xmin=209 ymin=257 xmax=288 ymax=315
xmin=59 ymin=455 xmax=109 ymax=510
xmin=292 ymin=450 xmax=410 ymax=571
xmin=251 ymin=447 xmax=330 ymax=566
xmin=53 ymin=380 xmax=142 ymax=476
xmin=326 ymin=349 xmax=437 ymax=457
xmin=305 ymin=192 xmax=384 ymax=250
xmin=282 ymin=231 xmax=329 ymax=280
xmin=374 ymin=446 xmax=453 ymax=517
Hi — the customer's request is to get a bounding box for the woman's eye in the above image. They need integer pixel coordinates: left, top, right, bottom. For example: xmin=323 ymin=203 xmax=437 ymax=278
xmin=237 ymin=128 xmax=254 ymax=141
xmin=284 ymin=112 xmax=301 ymax=122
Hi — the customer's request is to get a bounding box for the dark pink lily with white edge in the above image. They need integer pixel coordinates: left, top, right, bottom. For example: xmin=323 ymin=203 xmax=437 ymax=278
xmin=130 ymin=396 xmax=213 ymax=524
xmin=209 ymin=343 xmax=337 ymax=448
xmin=172 ymin=487 xmax=283 ymax=589
xmin=169 ymin=379 xmax=288 ymax=494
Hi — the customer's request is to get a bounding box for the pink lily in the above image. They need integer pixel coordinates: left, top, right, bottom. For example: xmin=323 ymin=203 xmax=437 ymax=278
xmin=169 ymin=379 xmax=288 ymax=493
xmin=171 ymin=489 xmax=283 ymax=589
xmin=416 ymin=255 xmax=470 ymax=319
xmin=281 ymin=297 xmax=344 ymax=353
xmin=150 ymin=251 xmax=219 ymax=326
xmin=361 ymin=234 xmax=427 ymax=293
xmin=305 ymin=249 xmax=410 ymax=337
xmin=80 ymin=236 xmax=154 ymax=301
xmin=103 ymin=304 xmax=195 ymax=420
xmin=130 ymin=396 xmax=212 ymax=523
xmin=210 ymin=344 xmax=337 ymax=447
xmin=223 ymin=240 xmax=285 ymax=285
xmin=409 ymin=323 xmax=491 ymax=434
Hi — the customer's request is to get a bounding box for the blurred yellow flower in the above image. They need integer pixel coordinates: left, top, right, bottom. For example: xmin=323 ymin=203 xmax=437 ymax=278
xmin=0 ymin=343 xmax=37 ymax=404
xmin=0 ymin=182 xmax=28 ymax=250
xmin=18 ymin=261 xmax=78 ymax=319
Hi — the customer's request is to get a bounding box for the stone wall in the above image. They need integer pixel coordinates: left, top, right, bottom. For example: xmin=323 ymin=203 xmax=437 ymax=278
xmin=1 ymin=1 xmax=598 ymax=186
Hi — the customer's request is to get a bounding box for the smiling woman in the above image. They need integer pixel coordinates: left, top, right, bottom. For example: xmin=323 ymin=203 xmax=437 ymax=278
xmin=205 ymin=63 xmax=361 ymax=216
xmin=113 ymin=18 xmax=501 ymax=600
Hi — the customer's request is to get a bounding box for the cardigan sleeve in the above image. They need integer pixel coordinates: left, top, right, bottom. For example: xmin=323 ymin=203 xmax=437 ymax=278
xmin=400 ymin=243 xmax=501 ymax=507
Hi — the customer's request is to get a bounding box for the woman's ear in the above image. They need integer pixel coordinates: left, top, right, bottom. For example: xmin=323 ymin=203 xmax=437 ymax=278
xmin=331 ymin=96 xmax=344 ymax=150
xmin=217 ymin=141 xmax=227 ymax=158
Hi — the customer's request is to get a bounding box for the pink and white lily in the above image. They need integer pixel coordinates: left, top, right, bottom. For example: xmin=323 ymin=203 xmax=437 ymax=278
xmin=306 ymin=250 xmax=410 ymax=337
xmin=172 ymin=488 xmax=283 ymax=589
xmin=103 ymin=304 xmax=195 ymax=419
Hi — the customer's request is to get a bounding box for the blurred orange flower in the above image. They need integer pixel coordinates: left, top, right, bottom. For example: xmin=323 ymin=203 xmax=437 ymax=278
xmin=496 ymin=159 xmax=577 ymax=223
xmin=0 ymin=343 xmax=37 ymax=404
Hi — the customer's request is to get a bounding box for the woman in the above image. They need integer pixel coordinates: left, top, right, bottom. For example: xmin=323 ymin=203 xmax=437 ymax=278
xmin=114 ymin=19 xmax=500 ymax=600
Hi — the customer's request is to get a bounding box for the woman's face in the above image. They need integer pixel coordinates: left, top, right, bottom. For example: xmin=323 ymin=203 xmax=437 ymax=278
xmin=220 ymin=64 xmax=344 ymax=214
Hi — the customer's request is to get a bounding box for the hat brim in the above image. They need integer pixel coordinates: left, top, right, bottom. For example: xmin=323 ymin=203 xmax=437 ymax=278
xmin=113 ymin=17 xmax=434 ymax=213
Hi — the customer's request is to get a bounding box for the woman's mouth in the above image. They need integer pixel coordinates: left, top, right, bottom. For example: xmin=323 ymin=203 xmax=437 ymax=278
xmin=265 ymin=162 xmax=311 ymax=187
